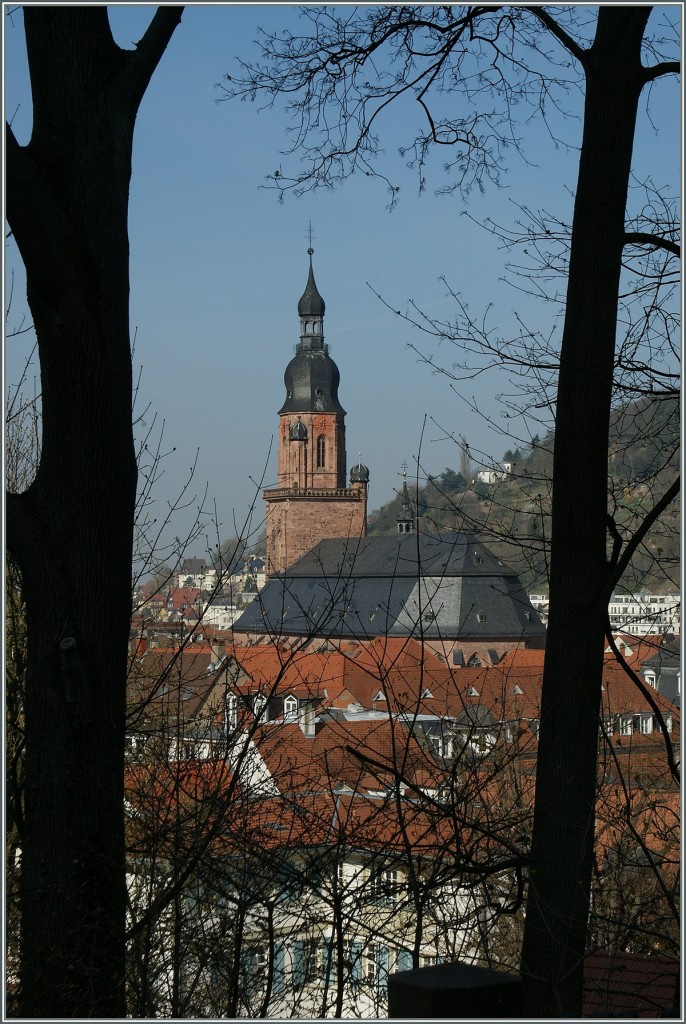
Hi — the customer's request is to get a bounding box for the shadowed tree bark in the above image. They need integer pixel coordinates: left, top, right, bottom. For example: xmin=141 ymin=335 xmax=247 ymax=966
xmin=518 ymin=8 xmax=678 ymax=1014
xmin=5 ymin=7 xmax=183 ymax=1016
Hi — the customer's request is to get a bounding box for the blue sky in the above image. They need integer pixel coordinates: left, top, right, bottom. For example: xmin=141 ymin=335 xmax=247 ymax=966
xmin=4 ymin=4 xmax=680 ymax=560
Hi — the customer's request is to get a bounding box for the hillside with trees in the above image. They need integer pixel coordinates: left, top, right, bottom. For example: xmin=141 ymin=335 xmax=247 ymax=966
xmin=368 ymin=395 xmax=679 ymax=594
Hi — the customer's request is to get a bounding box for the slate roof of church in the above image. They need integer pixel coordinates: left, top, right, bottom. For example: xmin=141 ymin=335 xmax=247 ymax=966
xmin=232 ymin=529 xmax=546 ymax=642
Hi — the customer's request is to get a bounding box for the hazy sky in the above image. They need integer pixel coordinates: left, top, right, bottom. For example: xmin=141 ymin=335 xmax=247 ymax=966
xmin=4 ymin=4 xmax=680 ymax=560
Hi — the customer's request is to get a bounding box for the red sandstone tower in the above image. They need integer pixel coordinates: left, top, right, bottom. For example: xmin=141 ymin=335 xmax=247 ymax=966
xmin=264 ymin=248 xmax=369 ymax=573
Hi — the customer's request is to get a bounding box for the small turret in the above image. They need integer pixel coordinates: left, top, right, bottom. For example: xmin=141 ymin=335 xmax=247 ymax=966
xmin=350 ymin=461 xmax=369 ymax=484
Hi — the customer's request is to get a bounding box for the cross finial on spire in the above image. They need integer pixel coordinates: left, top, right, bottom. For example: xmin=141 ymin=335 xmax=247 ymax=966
xmin=401 ymin=461 xmax=408 ymax=479
xmin=307 ymin=221 xmax=315 ymax=255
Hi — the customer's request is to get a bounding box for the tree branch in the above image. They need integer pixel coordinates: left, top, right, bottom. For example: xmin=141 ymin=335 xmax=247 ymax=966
xmin=117 ymin=6 xmax=184 ymax=112
xmin=523 ymin=6 xmax=588 ymax=65
xmin=623 ymin=231 xmax=680 ymax=257
xmin=605 ymin=475 xmax=680 ymax=596
xmin=641 ymin=60 xmax=680 ymax=85
xmin=605 ymin=628 xmax=680 ymax=786
xmin=4 ymin=123 xmax=68 ymax=296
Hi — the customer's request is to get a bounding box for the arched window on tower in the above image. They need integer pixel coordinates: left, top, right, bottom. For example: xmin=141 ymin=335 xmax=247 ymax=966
xmin=317 ymin=435 xmax=326 ymax=468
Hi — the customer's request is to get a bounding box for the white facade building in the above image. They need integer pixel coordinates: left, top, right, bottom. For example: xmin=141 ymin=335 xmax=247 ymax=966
xmin=527 ymin=592 xmax=680 ymax=637
xmin=477 ymin=462 xmax=512 ymax=485
xmin=608 ymin=593 xmax=680 ymax=636
xmin=203 ymin=599 xmax=240 ymax=630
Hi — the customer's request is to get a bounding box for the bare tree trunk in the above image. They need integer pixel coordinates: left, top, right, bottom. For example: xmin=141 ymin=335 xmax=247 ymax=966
xmin=5 ymin=8 xmax=182 ymax=1016
xmin=520 ymin=8 xmax=652 ymax=1016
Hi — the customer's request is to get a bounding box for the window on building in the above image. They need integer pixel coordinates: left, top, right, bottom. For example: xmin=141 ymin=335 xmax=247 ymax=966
xmin=293 ymin=938 xmax=319 ymax=988
xmin=364 ymin=944 xmax=380 ymax=983
xmin=316 ymin=435 xmax=326 ymax=468
xmin=661 ymin=714 xmax=673 ymax=734
xmin=429 ymin=732 xmax=453 ymax=759
xmin=342 ymin=940 xmax=363 ymax=990
xmin=644 ymin=671 xmax=657 ymax=689
xmin=284 ymin=695 xmax=298 ymax=721
xmin=619 ymin=715 xmax=633 ymax=736
xmin=639 ymin=714 xmax=653 ymax=735
xmin=226 ymin=693 xmax=238 ymax=732
xmin=253 ymin=692 xmax=267 ymax=721
xmin=364 ymin=943 xmax=389 ymax=987
xmin=248 ymin=948 xmax=268 ymax=986
xmin=370 ymin=867 xmax=398 ymax=901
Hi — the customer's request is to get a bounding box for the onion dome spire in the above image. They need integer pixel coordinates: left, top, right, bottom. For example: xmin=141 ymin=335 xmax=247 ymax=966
xmin=279 ymin=245 xmax=344 ymax=416
xmin=298 ymin=246 xmax=326 ymax=317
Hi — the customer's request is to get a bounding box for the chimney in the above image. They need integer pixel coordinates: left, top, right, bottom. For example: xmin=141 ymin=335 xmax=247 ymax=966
xmin=209 ymin=638 xmax=225 ymax=662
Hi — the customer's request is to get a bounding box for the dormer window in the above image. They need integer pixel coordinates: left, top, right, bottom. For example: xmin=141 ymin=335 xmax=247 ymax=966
xmin=661 ymin=714 xmax=673 ymax=734
xmin=253 ymin=693 xmax=267 ymax=721
xmin=619 ymin=715 xmax=633 ymax=736
xmin=284 ymin=695 xmax=298 ymax=721
xmin=644 ymin=670 xmax=657 ymax=689
xmin=638 ymin=714 xmax=653 ymax=735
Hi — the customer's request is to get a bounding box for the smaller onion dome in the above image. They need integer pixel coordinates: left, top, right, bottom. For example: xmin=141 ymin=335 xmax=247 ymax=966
xmin=350 ymin=462 xmax=369 ymax=483
xmin=289 ymin=417 xmax=308 ymax=442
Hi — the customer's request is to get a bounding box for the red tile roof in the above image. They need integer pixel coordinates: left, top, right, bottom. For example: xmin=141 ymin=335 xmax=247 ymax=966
xmin=584 ymin=950 xmax=679 ymax=1018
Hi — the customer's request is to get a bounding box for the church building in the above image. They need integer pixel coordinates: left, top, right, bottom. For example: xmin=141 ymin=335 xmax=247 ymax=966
xmin=234 ymin=249 xmax=546 ymax=655
xmin=263 ymin=248 xmax=369 ymax=574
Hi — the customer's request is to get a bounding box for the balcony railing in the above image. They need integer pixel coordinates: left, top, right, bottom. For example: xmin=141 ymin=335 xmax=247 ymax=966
xmin=264 ymin=487 xmax=363 ymax=500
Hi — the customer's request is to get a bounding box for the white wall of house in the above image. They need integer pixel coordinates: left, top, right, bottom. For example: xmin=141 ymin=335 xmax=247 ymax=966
xmin=204 ymin=601 xmax=240 ymax=629
xmin=608 ymin=593 xmax=680 ymax=636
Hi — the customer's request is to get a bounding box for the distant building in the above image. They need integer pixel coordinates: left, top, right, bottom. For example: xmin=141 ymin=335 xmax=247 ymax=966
xmin=204 ymin=597 xmax=240 ymax=631
xmin=528 ymin=593 xmax=549 ymax=626
xmin=234 ymin=529 xmax=547 ymax=661
xmin=477 ymin=462 xmax=512 ymax=485
xmin=640 ymin=634 xmax=681 ymax=706
xmin=263 ymin=249 xmax=368 ymax=573
xmin=608 ymin=592 xmax=680 ymax=636
xmin=124 ymin=249 xmax=679 ymax=1019
xmin=175 ymin=557 xmax=218 ymax=592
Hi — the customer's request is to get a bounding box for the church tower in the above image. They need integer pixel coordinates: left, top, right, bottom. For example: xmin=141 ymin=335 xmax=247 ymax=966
xmin=264 ymin=248 xmax=369 ymax=573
